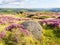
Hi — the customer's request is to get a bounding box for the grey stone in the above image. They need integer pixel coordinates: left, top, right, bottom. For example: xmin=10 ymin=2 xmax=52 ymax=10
xmin=22 ymin=21 xmax=43 ymax=40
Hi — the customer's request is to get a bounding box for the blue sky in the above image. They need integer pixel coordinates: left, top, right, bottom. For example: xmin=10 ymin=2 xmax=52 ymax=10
xmin=0 ymin=0 xmax=60 ymax=8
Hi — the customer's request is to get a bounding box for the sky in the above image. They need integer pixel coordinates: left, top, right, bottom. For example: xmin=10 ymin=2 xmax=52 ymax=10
xmin=0 ymin=0 xmax=60 ymax=8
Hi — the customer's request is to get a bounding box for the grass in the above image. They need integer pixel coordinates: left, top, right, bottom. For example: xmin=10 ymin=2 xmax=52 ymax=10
xmin=0 ymin=14 xmax=60 ymax=45
xmin=0 ymin=24 xmax=9 ymax=32
xmin=43 ymin=29 xmax=60 ymax=45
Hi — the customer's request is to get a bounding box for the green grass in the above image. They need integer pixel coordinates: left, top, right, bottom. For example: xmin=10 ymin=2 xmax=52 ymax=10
xmin=43 ymin=29 xmax=60 ymax=45
xmin=0 ymin=24 xmax=9 ymax=32
xmin=0 ymin=14 xmax=60 ymax=45
xmin=0 ymin=25 xmax=60 ymax=45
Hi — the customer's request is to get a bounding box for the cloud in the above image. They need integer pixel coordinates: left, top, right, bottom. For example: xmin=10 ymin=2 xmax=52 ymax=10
xmin=0 ymin=0 xmax=25 ymax=5
xmin=0 ymin=0 xmax=28 ymax=8
xmin=0 ymin=0 xmax=60 ymax=8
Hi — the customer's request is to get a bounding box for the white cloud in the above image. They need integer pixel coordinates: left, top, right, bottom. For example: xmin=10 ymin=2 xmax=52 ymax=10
xmin=0 ymin=0 xmax=24 ymax=4
xmin=0 ymin=0 xmax=3 ymax=4
xmin=0 ymin=0 xmax=26 ymax=8
xmin=0 ymin=0 xmax=60 ymax=8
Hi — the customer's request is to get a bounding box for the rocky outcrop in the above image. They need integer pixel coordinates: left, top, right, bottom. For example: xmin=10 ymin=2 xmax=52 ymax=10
xmin=22 ymin=21 xmax=43 ymax=40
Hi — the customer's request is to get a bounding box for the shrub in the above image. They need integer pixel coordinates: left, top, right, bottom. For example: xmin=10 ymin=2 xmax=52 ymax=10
xmin=39 ymin=16 xmax=50 ymax=19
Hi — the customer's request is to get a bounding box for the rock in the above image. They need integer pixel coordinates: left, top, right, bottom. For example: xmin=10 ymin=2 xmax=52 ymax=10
xmin=22 ymin=21 xmax=43 ymax=40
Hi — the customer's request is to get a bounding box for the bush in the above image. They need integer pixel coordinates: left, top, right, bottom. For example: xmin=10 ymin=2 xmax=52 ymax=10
xmin=39 ymin=16 xmax=50 ymax=19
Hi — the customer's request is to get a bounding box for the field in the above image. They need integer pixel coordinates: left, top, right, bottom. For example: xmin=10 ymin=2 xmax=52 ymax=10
xmin=0 ymin=10 xmax=60 ymax=45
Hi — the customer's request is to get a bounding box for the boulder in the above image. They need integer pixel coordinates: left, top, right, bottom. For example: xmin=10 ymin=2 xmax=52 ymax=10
xmin=22 ymin=21 xmax=43 ymax=40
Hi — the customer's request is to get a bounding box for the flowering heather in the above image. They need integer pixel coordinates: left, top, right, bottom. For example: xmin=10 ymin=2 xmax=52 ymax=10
xmin=0 ymin=15 xmax=31 ymax=25
xmin=5 ymin=23 xmax=30 ymax=36
xmin=19 ymin=28 xmax=30 ymax=36
xmin=39 ymin=18 xmax=60 ymax=27
xmin=0 ymin=31 xmax=6 ymax=39
xmin=6 ymin=24 xmax=18 ymax=31
xmin=0 ymin=13 xmax=60 ymax=45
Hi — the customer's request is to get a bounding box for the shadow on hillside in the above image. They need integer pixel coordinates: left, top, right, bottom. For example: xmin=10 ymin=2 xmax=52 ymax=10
xmin=53 ymin=29 xmax=60 ymax=38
